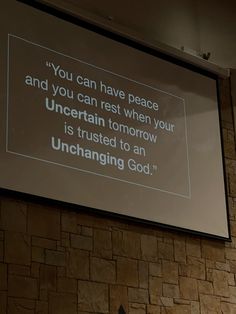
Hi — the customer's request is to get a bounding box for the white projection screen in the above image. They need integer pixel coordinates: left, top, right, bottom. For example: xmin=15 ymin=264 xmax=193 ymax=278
xmin=0 ymin=0 xmax=230 ymax=239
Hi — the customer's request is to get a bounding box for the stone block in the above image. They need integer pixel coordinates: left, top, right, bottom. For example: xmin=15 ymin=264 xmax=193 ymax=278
xmin=94 ymin=229 xmax=112 ymax=259
xmin=200 ymin=295 xmax=221 ymax=314
xmin=160 ymin=297 xmax=174 ymax=307
xmin=186 ymin=256 xmax=205 ymax=280
xmin=139 ymin=261 xmax=148 ymax=288
xmin=110 ymin=285 xmax=128 ymax=314
xmin=91 ymin=257 xmax=115 ymax=283
xmin=9 ymin=264 xmax=30 ymax=276
xmin=190 ymin=301 xmax=200 ymax=314
xmin=149 ymin=277 xmax=162 ymax=304
xmin=45 ymin=250 xmax=65 ymax=267
xmin=32 ymin=246 xmax=45 ymax=263
xmin=49 ymin=293 xmax=77 ymax=314
xmin=149 ymin=262 xmax=162 ymax=277
xmin=78 ymin=281 xmax=108 ymax=313
xmin=212 ymin=269 xmax=229 ymax=297
xmin=0 ymin=292 xmax=6 ymax=314
xmin=113 ymin=229 xmax=141 ymax=259
xmin=31 ymin=262 xmax=40 ymax=278
xmin=0 ymin=199 xmax=27 ymax=232
xmin=202 ymin=239 xmax=225 ymax=262
xmin=158 ymin=241 xmax=174 ymax=260
xmin=197 ymin=280 xmax=213 ymax=295
xmin=36 ymin=301 xmax=48 ymax=314
xmin=0 ymin=241 xmax=3 ymax=262
xmin=129 ymin=303 xmax=146 ymax=314
xmin=147 ymin=304 xmax=161 ymax=314
xmin=174 ymin=239 xmax=186 ymax=263
xmin=186 ymin=238 xmax=201 ymax=258
xmin=221 ymin=302 xmax=236 ymax=314
xmin=5 ymin=231 xmax=31 ymax=265
xmin=57 ymin=277 xmax=77 ymax=294
xmin=40 ymin=265 xmax=57 ymax=291
xmin=28 ymin=204 xmax=60 ymax=240
xmin=8 ymin=298 xmax=35 ymax=314
xmin=32 ymin=237 xmax=57 ymax=250
xmin=117 ymin=257 xmax=138 ymax=287
xmin=162 ymin=260 xmax=178 ymax=284
xmin=81 ymin=226 xmax=93 ymax=236
xmin=141 ymin=234 xmax=157 ymax=261
xmin=66 ymin=248 xmax=89 ymax=279
xmin=226 ymin=247 xmax=236 ymax=260
xmin=179 ymin=277 xmax=198 ymax=300
xmin=128 ymin=287 xmax=148 ymax=303
xmin=163 ymin=283 xmax=179 ymax=298
xmin=163 ymin=304 xmax=190 ymax=314
xmin=8 ymin=275 xmax=38 ymax=299
xmin=0 ymin=263 xmax=7 ymax=290
xmin=61 ymin=211 xmax=77 ymax=233
xmin=70 ymin=234 xmax=92 ymax=251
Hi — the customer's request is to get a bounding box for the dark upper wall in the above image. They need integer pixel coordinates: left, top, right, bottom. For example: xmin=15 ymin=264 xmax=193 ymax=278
xmin=42 ymin=0 xmax=236 ymax=68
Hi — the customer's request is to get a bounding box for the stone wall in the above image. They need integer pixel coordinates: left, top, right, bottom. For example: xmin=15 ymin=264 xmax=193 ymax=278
xmin=0 ymin=77 xmax=236 ymax=314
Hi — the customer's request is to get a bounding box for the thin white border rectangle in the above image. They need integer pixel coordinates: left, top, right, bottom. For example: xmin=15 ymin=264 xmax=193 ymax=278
xmin=6 ymin=33 xmax=191 ymax=199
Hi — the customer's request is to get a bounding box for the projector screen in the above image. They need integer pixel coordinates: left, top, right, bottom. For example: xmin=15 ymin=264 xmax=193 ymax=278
xmin=0 ymin=1 xmax=229 ymax=238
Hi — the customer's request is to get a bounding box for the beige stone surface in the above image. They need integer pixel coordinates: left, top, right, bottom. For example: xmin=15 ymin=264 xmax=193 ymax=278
xmin=163 ymin=304 xmax=191 ymax=314
xmin=0 ymin=199 xmax=27 ymax=232
xmin=9 ymin=264 xmax=30 ymax=276
xmin=57 ymin=277 xmax=77 ymax=294
xmin=66 ymin=248 xmax=89 ymax=279
xmin=149 ymin=277 xmax=162 ymax=304
xmin=49 ymin=293 xmax=77 ymax=314
xmin=5 ymin=231 xmax=31 ymax=265
xmin=0 ymin=263 xmax=7 ymax=290
xmin=138 ymin=260 xmax=148 ymax=289
xmin=36 ymin=300 xmax=48 ymax=314
xmin=141 ymin=234 xmax=157 ymax=261
xmin=0 ymin=240 xmax=3 ymax=262
xmin=32 ymin=246 xmax=45 ymax=263
xmin=158 ymin=242 xmax=174 ymax=260
xmin=197 ymin=280 xmax=213 ymax=295
xmin=78 ymin=281 xmax=108 ymax=313
xmin=110 ymin=285 xmax=128 ymax=314
xmin=200 ymin=295 xmax=221 ymax=314
xmin=45 ymin=250 xmax=65 ymax=267
xmin=8 ymin=275 xmax=38 ymax=299
xmin=162 ymin=261 xmax=178 ymax=284
xmin=28 ymin=204 xmax=60 ymax=240
xmin=128 ymin=287 xmax=149 ymax=303
xmin=40 ymin=264 xmax=57 ymax=291
xmin=61 ymin=211 xmax=77 ymax=233
xmin=93 ymin=229 xmax=112 ymax=259
xmin=113 ymin=229 xmax=141 ymax=259
xmin=117 ymin=257 xmax=139 ymax=287
xmin=32 ymin=237 xmax=57 ymax=250
xmin=0 ymin=292 xmax=6 ymax=314
xmin=149 ymin=262 xmax=162 ymax=277
xmin=147 ymin=304 xmax=161 ymax=314
xmin=186 ymin=238 xmax=201 ymax=258
xmin=174 ymin=239 xmax=186 ymax=263
xmin=8 ymin=298 xmax=35 ymax=314
xmin=202 ymin=240 xmax=225 ymax=262
xmin=185 ymin=256 xmax=206 ymax=280
xmin=163 ymin=283 xmax=179 ymax=298
xmin=129 ymin=303 xmax=146 ymax=314
xmin=70 ymin=234 xmax=92 ymax=251
xmin=212 ymin=269 xmax=229 ymax=297
xmin=179 ymin=277 xmax=198 ymax=300
xmin=91 ymin=256 xmax=115 ymax=283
